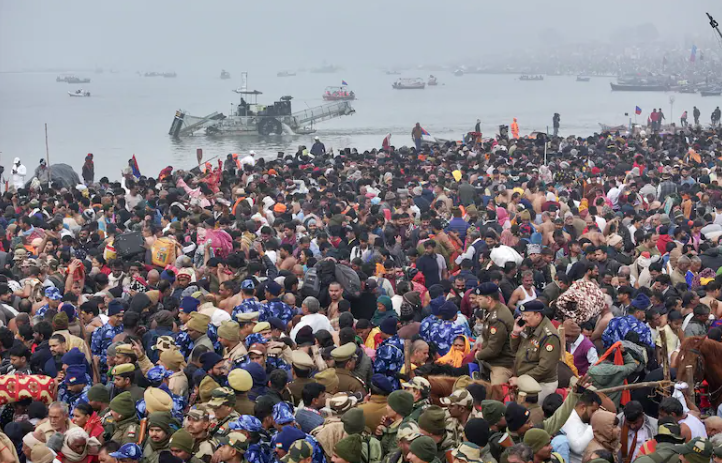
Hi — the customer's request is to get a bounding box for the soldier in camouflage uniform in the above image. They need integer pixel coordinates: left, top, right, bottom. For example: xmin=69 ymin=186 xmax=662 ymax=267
xmin=232 ymin=280 xmax=264 ymax=322
xmin=186 ymin=407 xmax=219 ymax=463
xmin=382 ymin=422 xmax=421 ymax=463
xmin=401 ymin=377 xmax=432 ymax=423
xmin=208 ymin=388 xmax=242 ymax=438
xmin=373 ymin=318 xmax=405 ymax=390
xmin=417 ymin=406 xmax=456 ymax=463
xmin=471 ymin=283 xmax=516 ymax=385
xmin=169 ymin=428 xmax=205 ymax=463
xmin=441 ymin=389 xmax=474 ymax=447
xmin=376 ymin=390 xmax=415 ymax=455
xmin=509 ymin=300 xmax=561 ymax=403
xmin=107 ymin=391 xmax=141 ymax=445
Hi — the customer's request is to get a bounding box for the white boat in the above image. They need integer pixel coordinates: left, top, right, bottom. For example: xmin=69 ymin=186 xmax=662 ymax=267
xmin=392 ymin=78 xmax=426 ymax=90
xmin=277 ymin=70 xmax=296 ymax=77
xmin=453 ymin=69 xmax=464 ymax=76
xmin=428 ymin=75 xmax=438 ymax=86
xmin=69 ymin=90 xmax=91 ymax=97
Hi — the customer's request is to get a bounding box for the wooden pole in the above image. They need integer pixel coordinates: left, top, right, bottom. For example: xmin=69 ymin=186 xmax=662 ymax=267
xmin=44 ymin=123 xmax=51 ymax=182
xmin=660 ymin=329 xmax=671 ymax=385
xmin=558 ymin=326 xmax=566 ymax=362
xmin=596 ymin=380 xmax=673 ymax=394
xmin=686 ymin=365 xmax=696 ymax=403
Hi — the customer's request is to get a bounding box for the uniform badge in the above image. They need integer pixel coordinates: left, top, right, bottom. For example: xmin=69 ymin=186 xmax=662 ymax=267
xmin=490 ymin=327 xmax=497 ymax=335
xmin=531 ymin=339 xmax=540 ymax=348
xmin=545 ymin=344 xmax=554 ymax=352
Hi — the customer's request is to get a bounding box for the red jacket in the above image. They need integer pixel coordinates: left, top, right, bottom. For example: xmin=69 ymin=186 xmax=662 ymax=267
xmin=83 ymin=412 xmax=104 ymax=440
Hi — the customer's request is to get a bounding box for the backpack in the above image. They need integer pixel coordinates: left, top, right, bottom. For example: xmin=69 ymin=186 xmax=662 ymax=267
xmin=301 ymin=267 xmax=321 ymax=298
xmin=151 ymin=237 xmax=178 ymax=268
xmin=334 ymin=263 xmax=361 ymax=298
xmin=114 ymin=232 xmax=145 ymax=258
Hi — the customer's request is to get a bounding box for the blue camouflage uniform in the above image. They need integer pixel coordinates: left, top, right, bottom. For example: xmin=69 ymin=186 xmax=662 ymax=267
xmin=232 ymin=298 xmax=264 ymax=321
xmin=602 ymin=315 xmax=654 ymax=348
xmin=304 ymin=435 xmax=327 ymax=463
xmin=35 ymin=304 xmax=50 ymax=320
xmin=91 ymin=323 xmax=124 ymax=383
xmin=245 ymin=333 xmax=268 ymax=348
xmin=207 ymin=323 xmax=223 ymax=355
xmin=60 ymin=384 xmax=90 ymax=415
xmin=373 ymin=335 xmax=404 ymax=389
xmin=260 ymin=299 xmax=295 ymax=326
xmin=177 ymin=325 xmax=223 ymax=357
xmin=419 ymin=315 xmax=465 ymax=356
xmin=229 ymin=415 xmax=273 ymax=463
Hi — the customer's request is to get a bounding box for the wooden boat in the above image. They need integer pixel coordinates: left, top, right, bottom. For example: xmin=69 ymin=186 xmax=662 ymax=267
xmin=520 ymin=75 xmax=544 ymax=81
xmin=576 ymin=76 xmax=591 ymax=82
xmin=701 ymin=89 xmax=722 ymax=97
xmin=610 ymin=82 xmax=668 ymax=91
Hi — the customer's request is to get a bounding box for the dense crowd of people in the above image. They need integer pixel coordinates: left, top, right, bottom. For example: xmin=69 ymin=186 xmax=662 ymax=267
xmin=3 ymin=123 xmax=722 ymax=463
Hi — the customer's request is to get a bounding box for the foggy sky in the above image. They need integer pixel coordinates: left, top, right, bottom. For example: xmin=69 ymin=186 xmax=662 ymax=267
xmin=1 ymin=0 xmax=721 ymax=72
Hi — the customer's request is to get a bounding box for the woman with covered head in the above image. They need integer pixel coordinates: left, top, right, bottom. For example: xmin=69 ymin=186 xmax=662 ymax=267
xmin=582 ymin=410 xmax=621 ymax=463
xmin=57 ymin=427 xmax=101 ymax=463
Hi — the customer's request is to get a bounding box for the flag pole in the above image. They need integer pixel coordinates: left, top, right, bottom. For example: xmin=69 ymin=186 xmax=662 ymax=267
xmin=45 ymin=123 xmax=51 ymax=181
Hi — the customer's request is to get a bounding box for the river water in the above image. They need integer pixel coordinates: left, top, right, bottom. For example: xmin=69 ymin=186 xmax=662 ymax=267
xmin=0 ymin=68 xmax=718 ymax=178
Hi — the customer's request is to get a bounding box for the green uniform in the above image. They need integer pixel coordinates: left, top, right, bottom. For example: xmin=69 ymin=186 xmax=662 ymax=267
xmin=406 ymin=399 xmax=430 ymax=424
xmin=141 ymin=442 xmax=169 ymax=463
xmin=380 ymin=420 xmax=402 ymax=455
xmin=209 ymin=411 xmax=241 ymax=437
xmin=335 ymin=368 xmax=366 ymax=395
xmin=234 ymin=393 xmax=255 ymax=415
xmin=110 ymin=416 xmax=141 ymax=446
xmin=475 ymin=303 xmax=515 ymax=368
xmin=510 ymin=316 xmax=560 ymax=383
xmin=434 ymin=432 xmax=456 ymax=463
xmin=288 ymin=378 xmax=318 ymax=406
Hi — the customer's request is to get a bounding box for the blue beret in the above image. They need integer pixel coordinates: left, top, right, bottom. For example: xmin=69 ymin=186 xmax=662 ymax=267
xmin=519 ymin=300 xmax=545 ymax=313
xmin=380 ymin=317 xmax=398 ymax=335
xmin=110 ymin=443 xmax=143 ymax=460
xmin=271 ymin=425 xmax=306 ymax=451
xmin=474 ymin=282 xmax=499 ymax=296
xmin=429 ymin=296 xmax=445 ymax=316
xmin=61 ymin=347 xmax=85 ymax=367
xmin=267 ymin=317 xmax=286 ymax=332
xmin=272 ymin=401 xmax=295 ymax=425
xmin=180 ymin=297 xmax=200 ymax=314
xmin=439 ymin=301 xmax=459 ymax=320
xmin=200 ymin=352 xmax=224 ymax=372
xmin=371 ymin=373 xmax=394 ymax=394
xmin=61 ymin=304 xmax=77 ymax=322
xmin=108 ymin=300 xmax=125 ymax=317
xmin=160 ymin=270 xmax=175 ymax=283
xmin=266 ymin=281 xmax=282 ymax=296
xmin=631 ymin=293 xmax=651 ymax=310
xmin=64 ymin=364 xmax=88 ymax=385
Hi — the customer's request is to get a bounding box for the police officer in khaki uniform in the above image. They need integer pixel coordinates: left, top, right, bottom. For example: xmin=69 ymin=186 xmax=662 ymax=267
xmin=228 ymin=369 xmax=255 ymax=415
xmin=207 ymin=387 xmax=241 ymax=437
xmin=516 ymin=375 xmax=544 ymax=425
xmin=288 ymin=350 xmax=318 ymax=406
xmin=107 ymin=391 xmax=141 ymax=445
xmin=509 ymin=300 xmax=560 ymax=403
xmin=331 ymin=343 xmax=366 ymax=395
xmin=471 ymin=282 xmax=516 ymax=385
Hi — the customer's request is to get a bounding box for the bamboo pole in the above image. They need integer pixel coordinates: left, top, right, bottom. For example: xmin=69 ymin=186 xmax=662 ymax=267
xmin=558 ymin=326 xmax=566 ymax=362
xmin=45 ymin=123 xmax=51 ymax=181
xmin=595 ymin=380 xmax=673 ymax=394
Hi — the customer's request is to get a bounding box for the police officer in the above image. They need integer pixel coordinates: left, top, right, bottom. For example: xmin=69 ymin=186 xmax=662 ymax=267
xmin=208 ymin=388 xmax=242 ymax=437
xmin=288 ymin=350 xmax=318 ymax=406
xmin=110 ymin=363 xmax=145 ymax=402
xmin=509 ymin=300 xmax=560 ymax=403
xmin=60 ymin=364 xmax=91 ymax=415
xmin=472 ymin=283 xmax=515 ymax=385
xmin=228 ymin=415 xmax=271 ymax=463
xmin=91 ymin=299 xmax=124 ymax=384
xmin=515 ymin=375 xmax=543 ymax=425
xmin=261 ymin=281 xmax=294 ymax=327
xmin=331 ymin=343 xmax=365 ymax=395
xmin=372 ymin=318 xmax=404 ymax=390
xmin=420 ymin=301 xmax=465 ymax=357
xmin=228 ymin=368 xmax=256 ymax=415
xmin=107 ymin=391 xmax=141 ymax=445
